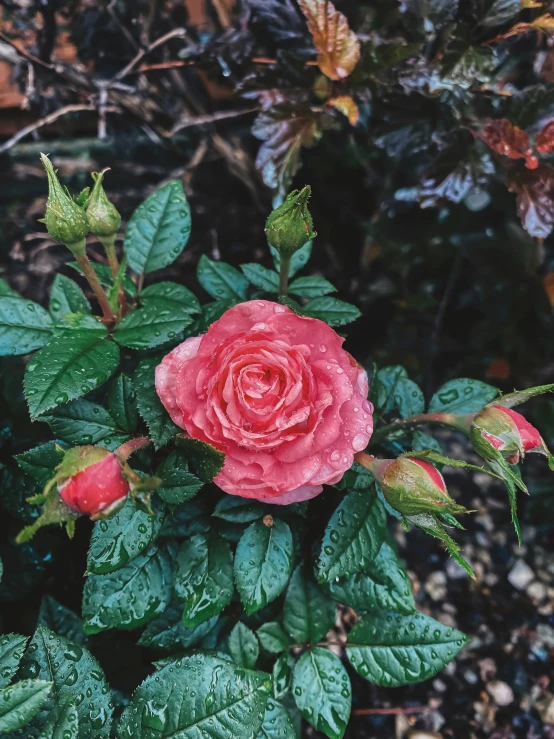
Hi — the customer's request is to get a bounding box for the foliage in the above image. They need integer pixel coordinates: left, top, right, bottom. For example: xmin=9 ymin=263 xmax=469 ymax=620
xmin=1 ymin=2 xmax=554 ymax=726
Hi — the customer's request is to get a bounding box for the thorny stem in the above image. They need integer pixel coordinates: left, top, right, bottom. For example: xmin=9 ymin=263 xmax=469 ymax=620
xmin=72 ymin=245 xmax=116 ymax=324
xmin=369 ymin=412 xmax=471 ymax=446
xmin=279 ymin=254 xmax=291 ymax=297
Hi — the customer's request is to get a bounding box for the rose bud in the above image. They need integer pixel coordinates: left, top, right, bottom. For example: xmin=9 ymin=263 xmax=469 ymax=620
xmin=265 ymin=186 xmax=316 ymax=256
xmin=57 ymin=446 xmax=130 ymax=518
xmin=471 ymin=405 xmax=550 ymax=464
xmin=86 ymin=169 xmax=121 ymax=240
xmin=369 ymin=456 xmax=467 ymax=517
xmin=40 ymin=153 xmax=89 ymax=253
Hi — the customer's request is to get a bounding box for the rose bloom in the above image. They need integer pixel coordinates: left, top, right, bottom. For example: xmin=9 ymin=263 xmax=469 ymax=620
xmin=156 ymin=300 xmax=373 ymax=504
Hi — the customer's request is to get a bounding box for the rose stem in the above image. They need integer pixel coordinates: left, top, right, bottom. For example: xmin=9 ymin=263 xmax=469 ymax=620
xmin=279 ymin=254 xmax=291 ymax=297
xmin=100 ymin=233 xmax=120 ymax=278
xmin=71 ymin=239 xmax=116 ymax=323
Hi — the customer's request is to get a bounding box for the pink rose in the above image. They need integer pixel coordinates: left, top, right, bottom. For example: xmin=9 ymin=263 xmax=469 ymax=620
xmin=155 ymin=300 xmax=373 ymax=503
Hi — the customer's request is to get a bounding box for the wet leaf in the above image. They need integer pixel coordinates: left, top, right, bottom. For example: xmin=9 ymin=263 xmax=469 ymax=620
xmin=49 ymin=275 xmax=91 ymax=320
xmin=0 ymin=296 xmax=53 ymax=357
xmin=124 ymin=180 xmax=191 ymax=275
xmin=87 ymin=498 xmax=162 ymax=575
xmin=134 ymin=356 xmax=180 ymax=449
xmin=292 ymin=648 xmax=351 ymax=739
xmin=0 ymin=634 xmax=28 ymax=689
xmin=117 ymin=653 xmax=270 ymax=739
xmin=235 ymin=518 xmax=294 ymax=615
xmin=347 ymin=611 xmax=468 ymax=687
xmin=317 ymin=489 xmax=387 ymax=583
xmin=298 ymin=0 xmax=360 ymax=80
xmin=256 ymin=698 xmax=296 ymax=739
xmin=82 ymin=546 xmax=172 ymax=633
xmin=283 ymin=565 xmax=336 ymax=644
xmin=428 ymin=378 xmax=499 ymax=414
xmin=18 ymin=626 xmax=112 ymax=738
xmin=507 ymin=165 xmax=554 ymax=238
xmin=174 ymin=531 xmax=234 ymax=627
xmin=228 ymin=622 xmax=259 ymax=668
xmin=0 ymin=679 xmax=52 ymax=733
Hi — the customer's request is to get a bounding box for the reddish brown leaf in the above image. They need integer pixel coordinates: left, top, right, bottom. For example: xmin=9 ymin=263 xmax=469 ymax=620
xmin=486 ymin=358 xmax=511 ymax=381
xmin=507 ymin=165 xmax=554 ymax=238
xmin=536 ymin=120 xmax=554 ymax=154
xmin=253 ymin=105 xmax=330 ymax=199
xmin=476 ymin=119 xmax=538 ymax=168
xmin=298 ymin=0 xmax=361 ymax=81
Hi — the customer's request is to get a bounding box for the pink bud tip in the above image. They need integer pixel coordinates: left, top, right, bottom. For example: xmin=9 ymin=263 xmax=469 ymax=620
xmin=409 ymin=458 xmax=447 ymax=492
xmin=59 ymin=453 xmax=129 ymax=516
xmin=492 ymin=406 xmax=543 ymax=452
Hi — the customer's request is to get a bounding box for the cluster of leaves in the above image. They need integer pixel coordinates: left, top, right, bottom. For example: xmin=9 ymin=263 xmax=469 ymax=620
xmin=0 ymin=171 xmax=488 ymax=738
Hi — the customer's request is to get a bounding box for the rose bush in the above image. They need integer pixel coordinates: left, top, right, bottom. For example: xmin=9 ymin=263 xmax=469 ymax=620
xmin=0 ymin=158 xmax=553 ymax=739
xmin=156 ymin=300 xmax=373 ymax=503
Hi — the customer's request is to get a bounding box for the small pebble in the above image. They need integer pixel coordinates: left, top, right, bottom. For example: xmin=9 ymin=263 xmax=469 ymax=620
xmin=526 ymin=580 xmax=546 ymax=602
xmin=486 ymin=680 xmax=514 ymax=706
xmin=508 ymin=559 xmax=535 ymax=590
xmin=425 ymin=571 xmax=447 ymax=601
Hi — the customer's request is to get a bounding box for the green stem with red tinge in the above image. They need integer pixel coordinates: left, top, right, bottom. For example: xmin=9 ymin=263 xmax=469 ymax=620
xmin=70 ymin=240 xmax=116 ymax=324
xmin=369 ymin=412 xmax=472 ymax=446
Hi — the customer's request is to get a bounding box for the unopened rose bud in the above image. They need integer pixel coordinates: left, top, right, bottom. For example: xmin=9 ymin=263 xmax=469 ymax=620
xmin=40 ymin=153 xmax=89 ymax=252
xmin=372 ymin=456 xmax=466 ymax=517
xmin=265 ymin=186 xmax=316 ymax=256
xmin=57 ymin=446 xmax=129 ymax=518
xmin=86 ymin=169 xmax=121 ymax=239
xmin=471 ymin=405 xmax=548 ymax=464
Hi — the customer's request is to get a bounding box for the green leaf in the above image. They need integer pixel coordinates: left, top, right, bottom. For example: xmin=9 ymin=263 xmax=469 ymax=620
xmin=141 ymin=281 xmax=201 ymax=316
xmin=0 ymin=634 xmax=28 ymax=689
xmin=283 ymin=566 xmax=336 ymax=644
xmin=257 ymin=622 xmax=292 ymax=654
xmin=326 ymin=541 xmax=415 ymax=615
xmin=114 ymin=304 xmax=194 ymax=350
xmin=176 ymin=436 xmax=225 ymax=482
xmin=117 ymin=653 xmax=271 ymax=739
xmin=288 ymin=276 xmax=336 ymax=298
xmin=42 ymin=398 xmax=117 ymax=444
xmin=138 ymin=603 xmax=218 ymax=653
xmin=347 ymin=611 xmax=468 ymax=687
xmin=0 ymin=296 xmax=53 ymax=356
xmin=0 ymin=277 xmax=17 ymax=296
xmin=197 ymin=255 xmax=248 ymax=300
xmin=214 ymin=496 xmax=267 ymax=523
xmin=229 ymin=622 xmax=260 ymax=668
xmin=270 ymin=241 xmax=312 ymax=278
xmin=15 ymin=442 xmax=65 ymax=486
xmin=292 ymin=648 xmax=351 ymax=739
xmin=82 ymin=545 xmax=172 ymax=633
xmin=108 ymin=374 xmax=139 ymax=433
xmin=134 ymin=356 xmax=180 ymax=449
xmin=41 ymin=698 xmax=79 ymax=739
xmin=49 ymin=274 xmax=91 ymax=320
xmin=0 ymin=679 xmax=52 ymax=733
xmin=159 ymin=500 xmax=210 ymax=539
xmin=392 ymin=378 xmax=425 ymax=418
xmin=19 ymin=626 xmax=112 ymax=738
xmin=406 ymin=512 xmax=475 ymax=577
xmin=272 ymin=655 xmax=294 ymax=700
xmin=302 ymin=297 xmax=361 ymax=327
xmin=37 ymin=596 xmax=87 ymax=646
xmin=24 ymin=326 xmax=120 ymax=419
xmin=412 ymin=431 xmax=443 ymax=453
xmin=87 ymin=498 xmax=162 ymax=575
xmin=256 ymin=698 xmax=296 ymax=739
xmin=124 ymin=180 xmax=191 ymax=274
xmin=318 ymin=489 xmax=386 ymax=583
xmin=373 ymin=366 xmax=408 ymax=414
xmin=174 ymin=531 xmax=234 ymax=627
xmin=235 ymin=519 xmax=294 ymax=615
xmin=241 ymin=263 xmax=280 ymax=293
xmin=428 ymin=378 xmax=499 ymax=415
xmin=69 ymin=261 xmax=136 ymax=297
xmin=157 ymin=449 xmax=203 ymax=504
